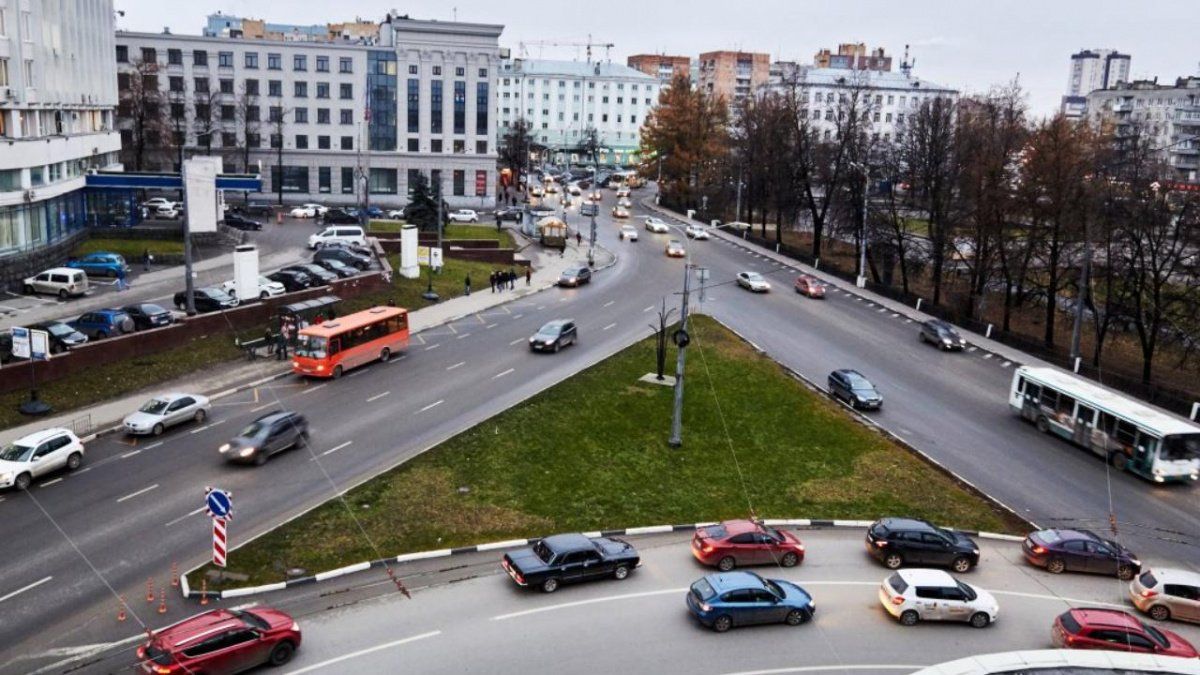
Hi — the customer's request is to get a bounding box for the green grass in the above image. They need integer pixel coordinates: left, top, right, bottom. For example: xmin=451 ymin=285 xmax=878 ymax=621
xmin=367 ymin=219 xmax=406 ymax=233
xmin=359 ymin=255 xmax=522 ymax=312
xmin=75 ymin=238 xmax=184 ymax=258
xmin=194 ymin=315 xmax=1020 ymax=588
xmin=444 ymin=224 xmax=516 ymax=250
xmin=0 ymin=333 xmax=243 ymax=433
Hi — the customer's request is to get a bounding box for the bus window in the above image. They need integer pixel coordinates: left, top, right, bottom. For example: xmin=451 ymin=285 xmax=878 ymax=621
xmin=1115 ymin=420 xmax=1138 ymax=447
xmin=1056 ymin=394 xmax=1076 ymax=417
xmin=1075 ymin=404 xmax=1096 ymax=426
xmin=1136 ymin=434 xmax=1158 ymax=458
xmin=329 ymin=338 xmax=341 ymax=355
xmin=1024 ymin=381 xmax=1041 ymax=403
xmin=1161 ymin=434 xmax=1200 ymax=461
xmin=1039 ymin=387 xmax=1058 ymax=410
xmin=1098 ymin=412 xmax=1117 ymax=436
xmin=295 ymin=335 xmax=328 ymax=359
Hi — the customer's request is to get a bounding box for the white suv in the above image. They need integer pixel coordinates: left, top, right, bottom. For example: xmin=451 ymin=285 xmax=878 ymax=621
xmin=219 ymin=276 xmax=286 ymax=300
xmin=308 ymin=225 xmax=367 ymax=250
xmin=0 ymin=428 xmax=85 ymax=490
xmin=878 ymin=569 xmax=998 ymax=628
xmin=23 ymin=267 xmax=89 ymax=298
xmin=447 ymin=209 xmax=479 ymax=223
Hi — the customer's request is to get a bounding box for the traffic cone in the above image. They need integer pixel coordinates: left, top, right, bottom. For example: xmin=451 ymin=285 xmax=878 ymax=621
xmin=170 ymin=562 xmax=179 ymax=588
xmin=117 ymin=595 xmax=127 ymax=622
xmin=157 ymin=587 xmax=167 ymax=614
xmin=146 ymin=578 xmax=155 ymax=603
xmin=199 ymin=579 xmax=209 ymax=606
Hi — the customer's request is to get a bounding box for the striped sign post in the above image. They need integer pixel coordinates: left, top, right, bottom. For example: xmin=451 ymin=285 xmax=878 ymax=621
xmin=204 ymin=487 xmax=233 ymax=568
xmin=212 ymin=517 xmax=228 ymax=568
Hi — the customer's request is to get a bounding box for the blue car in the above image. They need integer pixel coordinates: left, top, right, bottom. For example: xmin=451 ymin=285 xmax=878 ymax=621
xmin=70 ymin=308 xmax=135 ymax=339
xmin=67 ymin=252 xmax=129 ymax=278
xmin=363 ymin=206 xmax=384 ymax=218
xmin=686 ymin=571 xmax=815 ymax=632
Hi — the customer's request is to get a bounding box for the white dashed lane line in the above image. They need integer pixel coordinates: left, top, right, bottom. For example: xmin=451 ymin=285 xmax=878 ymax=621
xmin=301 ymin=383 xmax=329 ymax=395
xmin=447 ymin=361 xmax=465 ymax=371
xmin=164 ymin=507 xmax=206 ymax=528
xmin=322 ymin=441 xmax=353 ymax=456
xmin=0 ymin=576 xmax=53 ymax=604
xmin=603 ymin=323 xmax=617 ymax=331
xmin=425 ymin=344 xmax=440 ymax=351
xmin=116 ymin=484 xmax=159 ymax=503
xmin=40 ymin=478 xmax=64 ymax=488
xmin=509 ymin=338 xmax=525 ymax=346
xmin=418 ymin=400 xmax=444 ymax=413
xmin=603 ymin=300 xmax=615 ymax=308
xmin=120 ymin=450 xmax=141 ymax=459
xmin=643 ymin=305 xmax=655 ymax=312
xmin=143 ymin=441 xmax=163 ymax=450
xmin=493 ymin=368 xmax=514 ymax=379
xmin=457 ymin=333 xmax=471 ymax=339
xmin=366 ymin=391 xmax=391 ymax=402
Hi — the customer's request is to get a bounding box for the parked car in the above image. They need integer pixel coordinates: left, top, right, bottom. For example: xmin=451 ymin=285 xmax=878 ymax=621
xmin=174 ymin=287 xmax=238 ymax=313
xmin=827 ymin=368 xmax=882 ymax=409
xmin=0 ymin=331 xmax=13 ymax=364
xmin=736 ymin=271 xmax=771 ymax=292
xmin=794 ymin=274 xmax=826 ymax=298
xmin=123 ymin=393 xmax=211 ymax=436
xmin=122 ymin=303 xmax=174 ymax=330
xmin=529 ymin=319 xmax=577 ymax=353
xmin=1129 ymin=568 xmax=1200 ymax=623
xmin=447 ymin=209 xmax=479 ymax=223
xmin=501 ymin=533 xmax=639 ymax=593
xmin=222 ymin=213 xmax=264 ymax=231
xmin=29 ymin=320 xmax=88 ymax=353
xmin=289 ymin=205 xmax=318 ymax=218
xmin=530 ymin=185 xmax=544 ymax=198
xmin=219 ymin=411 xmax=308 ymax=466
xmin=70 ymin=309 xmax=135 ymax=339
xmin=611 ymin=205 xmax=630 ymax=219
xmin=865 ymin=517 xmax=979 ymax=572
xmin=386 ymin=207 xmax=407 ymax=219
xmin=154 ymin=204 xmax=181 ymax=219
xmin=1051 ymin=608 xmax=1198 ymax=657
xmin=692 ymin=520 xmax=806 ymax=571
xmin=619 ymin=225 xmax=639 ymax=241
xmin=665 ymin=240 xmax=686 ymax=258
xmin=313 ymin=258 xmax=359 ymax=278
xmin=878 ymin=569 xmax=998 ymax=628
xmin=557 ymin=266 xmax=591 ymax=288
xmin=67 ymin=252 xmax=129 ymax=278
xmin=219 ymin=276 xmax=287 ymax=300
xmin=23 ymin=267 xmax=89 ymax=298
xmin=283 ymin=264 xmax=338 ymax=286
xmin=920 ymin=319 xmax=967 ymax=351
xmin=313 ymin=245 xmax=371 ymax=270
xmin=322 ymin=208 xmax=360 ymax=225
xmin=308 ymin=225 xmax=366 ymax=250
xmin=644 ymin=217 xmax=670 ymax=233
xmin=302 ymin=203 xmax=329 ymax=216
xmin=686 ymin=571 xmax=815 ymax=633
xmin=0 ymin=428 xmax=85 ymax=490
xmin=136 ymin=607 xmax=301 ymax=673
xmin=266 ymin=270 xmax=313 ymax=293
xmin=685 ymin=224 xmax=710 ymax=240
xmin=496 ymin=207 xmax=523 ymax=222
xmin=362 ymin=206 xmax=384 ymax=218
xmin=141 ymin=197 xmax=178 ymax=211
xmin=1022 ymin=528 xmax=1140 ymax=580
xmin=233 ymin=201 xmax=272 ymax=216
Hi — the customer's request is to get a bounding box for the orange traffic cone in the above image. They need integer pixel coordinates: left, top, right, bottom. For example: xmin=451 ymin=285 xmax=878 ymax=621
xmin=157 ymin=587 xmax=167 ymax=614
xmin=170 ymin=562 xmax=179 ymax=588
xmin=117 ymin=595 xmax=127 ymax=622
xmin=146 ymin=578 xmax=155 ymax=603
xmin=199 ymin=579 xmax=209 ymax=606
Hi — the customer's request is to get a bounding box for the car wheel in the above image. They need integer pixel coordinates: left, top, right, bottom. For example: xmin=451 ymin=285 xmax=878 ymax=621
xmin=717 ymin=556 xmax=736 ymax=572
xmin=613 ymin=565 xmax=630 ymax=581
xmin=883 ymin=553 xmax=904 ymax=570
xmin=969 ymin=612 xmax=990 ymax=628
xmin=23 ymin=284 xmax=34 ymax=295
xmin=541 ymin=578 xmax=559 ymax=593
xmin=254 ymin=451 xmax=268 ymax=466
xmin=194 ymin=409 xmax=206 ymax=423
xmin=785 ymin=609 xmax=810 ymax=626
xmin=712 ymin=615 xmax=733 ymax=633
xmin=332 ymin=365 xmax=343 ymax=379
xmin=899 ymin=610 xmax=919 ymax=626
xmin=1117 ymin=565 xmax=1136 ymax=581
xmin=380 ymin=347 xmax=391 ymax=362
xmin=14 ymin=473 xmax=32 ymax=491
xmin=781 ymin=552 xmax=799 ymax=568
xmin=1046 ymin=557 xmax=1066 ymax=574
xmin=260 ymin=291 xmax=269 ymax=300
xmin=152 ymin=423 xmax=165 ymax=436
xmin=951 ymin=556 xmax=972 ymax=573
xmin=1036 ymin=416 xmax=1050 ymax=433
xmin=58 ymin=289 xmax=68 ymax=299
xmin=66 ymin=452 xmax=83 ymax=471
xmin=553 ymin=341 xmax=560 ymax=354
xmin=268 ymin=641 xmax=296 ymax=667
xmin=1149 ymin=605 xmax=1171 ymax=621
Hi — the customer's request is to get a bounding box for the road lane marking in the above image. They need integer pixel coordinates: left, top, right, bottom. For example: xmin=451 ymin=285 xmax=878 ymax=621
xmin=120 ymin=450 xmax=141 ymax=459
xmin=492 ymin=588 xmax=686 ymax=621
xmin=643 ymin=305 xmax=655 ymax=312
xmin=493 ymin=368 xmax=514 ymax=379
xmin=447 ymin=361 xmax=465 ymax=371
xmin=164 ymin=507 xmax=206 ymax=527
xmin=447 ymin=324 xmax=458 ymax=334
xmin=603 ymin=323 xmax=617 ymax=331
xmin=250 ymin=403 xmax=275 ymax=413
xmin=301 ymin=383 xmax=329 ymax=395
xmin=983 ymin=353 xmax=992 ymax=359
xmin=512 ymin=314 xmax=523 ymax=319
xmin=603 ymin=300 xmax=615 ymax=307
xmin=485 ymin=323 xmax=497 ymax=329
xmin=413 ymin=334 xmax=426 ymax=345
xmin=39 ymin=478 xmax=64 ymax=488
xmin=559 ymin=297 xmax=569 ymax=302
xmin=456 ymin=333 xmax=471 ymax=339
xmin=424 ymin=343 xmax=440 ymax=351
xmin=322 ymin=441 xmax=353 ymax=456
xmin=143 ymin=441 xmax=163 ymax=450
xmin=189 ymin=424 xmax=210 ymax=434
xmin=509 ymin=338 xmax=525 ymax=346
xmin=967 ymin=346 xmax=977 ymax=352
xmin=116 ymin=484 xmax=159 ymax=503
xmin=0 ymin=576 xmax=53 ymax=603
xmin=1002 ymin=360 xmax=1012 ymax=367
xmin=419 ymin=400 xmax=444 ymax=413
xmin=877 ymin=308 xmax=886 ymax=313
xmin=286 ymin=631 xmax=442 ymax=675
xmin=366 ymin=391 xmax=390 ymax=402
xmin=476 ymin=314 xmax=486 ymax=324
xmin=536 ymin=305 xmax=545 ymax=310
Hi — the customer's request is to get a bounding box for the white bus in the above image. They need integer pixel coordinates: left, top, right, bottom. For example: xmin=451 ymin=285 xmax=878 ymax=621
xmin=1010 ymin=366 xmax=1200 ymax=483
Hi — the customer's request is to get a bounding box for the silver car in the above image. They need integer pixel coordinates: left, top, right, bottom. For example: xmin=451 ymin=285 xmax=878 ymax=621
xmin=123 ymin=393 xmax=211 ymax=436
xmin=1130 ymin=568 xmax=1200 ymax=624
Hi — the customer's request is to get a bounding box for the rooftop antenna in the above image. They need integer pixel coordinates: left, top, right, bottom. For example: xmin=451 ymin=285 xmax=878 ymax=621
xmin=900 ymin=44 xmax=914 ymax=78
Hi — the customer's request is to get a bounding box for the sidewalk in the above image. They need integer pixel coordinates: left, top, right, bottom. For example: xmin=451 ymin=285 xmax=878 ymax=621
xmin=0 ymin=238 xmax=613 ymax=446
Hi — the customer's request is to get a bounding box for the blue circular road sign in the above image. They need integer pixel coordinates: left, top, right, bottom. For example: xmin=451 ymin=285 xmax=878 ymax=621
xmin=205 ymin=489 xmax=232 ymax=519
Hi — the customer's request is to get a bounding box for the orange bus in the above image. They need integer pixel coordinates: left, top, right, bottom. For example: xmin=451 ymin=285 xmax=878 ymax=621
xmin=292 ymin=306 xmax=409 ymax=378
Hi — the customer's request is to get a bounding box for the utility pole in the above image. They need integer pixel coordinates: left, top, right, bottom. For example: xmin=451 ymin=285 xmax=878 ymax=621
xmin=668 ymin=262 xmax=692 ymax=448
xmin=1069 ymin=220 xmax=1094 ymax=369
xmin=857 ymin=168 xmax=869 ymax=288
xmin=735 ymin=170 xmax=743 ymax=223
xmin=181 ymin=160 xmax=196 ymax=315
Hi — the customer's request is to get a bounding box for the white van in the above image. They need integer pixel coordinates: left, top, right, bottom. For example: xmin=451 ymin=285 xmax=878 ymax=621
xmin=22 ymin=268 xmax=89 ymax=298
xmin=308 ymin=225 xmax=366 ymax=250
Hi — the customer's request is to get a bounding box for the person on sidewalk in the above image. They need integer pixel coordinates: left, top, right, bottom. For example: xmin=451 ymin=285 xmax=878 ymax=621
xmin=264 ymin=327 xmax=275 ymax=355
xmin=276 ymin=321 xmax=290 ymax=360
xmin=507 ymin=267 xmax=516 ymax=290
xmin=141 ymin=248 xmax=152 ymax=272
xmin=115 ymin=267 xmax=129 ymax=291
xmin=576 ymin=231 xmax=582 ymax=246
xmin=525 ymin=267 xmax=532 ymax=286
xmin=489 ymin=270 xmax=497 ymax=293
xmin=464 ymin=273 xmax=472 ymax=296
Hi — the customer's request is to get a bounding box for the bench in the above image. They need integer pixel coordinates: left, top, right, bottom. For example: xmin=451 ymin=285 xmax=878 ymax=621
xmin=237 ymin=337 xmax=271 ymax=361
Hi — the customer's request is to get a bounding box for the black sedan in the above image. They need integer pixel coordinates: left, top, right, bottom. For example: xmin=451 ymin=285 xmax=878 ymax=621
xmin=313 ymin=246 xmax=371 ymax=270
xmin=121 ymin=303 xmax=174 ymax=330
xmin=222 ymin=213 xmax=264 ymax=231
xmin=496 ymin=207 xmax=523 ymax=222
xmin=322 ymin=208 xmax=360 ymax=224
xmin=529 ymin=320 xmax=577 ymax=353
xmin=174 ymin=287 xmax=238 ymax=313
xmin=267 ymin=270 xmax=313 ymax=293
xmin=218 ymin=410 xmax=308 ymax=466
xmin=283 ymin=264 xmax=338 ymax=286
xmin=501 ymin=533 xmax=639 ymax=593
xmin=313 ymin=258 xmax=358 ymax=278
xmin=827 ymin=369 xmax=882 ymax=410
xmin=1023 ymin=529 xmax=1141 ymax=580
xmin=233 ymin=202 xmax=273 ymax=216
xmin=29 ymin=320 xmax=88 ymax=353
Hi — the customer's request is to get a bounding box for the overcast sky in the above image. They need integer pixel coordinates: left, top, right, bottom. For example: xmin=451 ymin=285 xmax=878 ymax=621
xmin=114 ymin=0 xmax=1200 ymax=116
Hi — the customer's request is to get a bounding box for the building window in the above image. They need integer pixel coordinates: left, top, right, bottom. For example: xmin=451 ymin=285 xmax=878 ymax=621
xmin=453 ymin=81 xmax=466 ymax=134
xmin=245 ymin=52 xmax=258 ymax=69
xmin=407 ymin=138 xmax=419 ymax=151
xmin=246 ymin=105 xmax=259 ymax=122
xmin=221 ymin=105 xmax=234 ymax=121
xmin=316 ymin=82 xmax=330 ymax=99
xmin=409 ymin=65 xmax=418 ymax=75
xmin=246 ymin=132 xmax=261 ymax=147
xmin=169 ymin=76 xmax=184 ymax=92
xmin=269 ymin=80 xmax=282 ymax=97
xmin=453 ymin=139 xmax=465 ymax=153
xmin=318 ymin=135 xmax=330 ymax=149
xmin=342 ymin=167 xmax=355 ymax=194
xmin=339 ymin=83 xmax=353 ymax=100
xmin=194 ymin=50 xmax=208 ymax=67
xmin=340 ymin=136 xmax=353 ymax=150
xmin=294 ymin=108 xmax=308 ymax=123
xmin=141 ymin=47 xmax=157 ymax=63
xmin=295 ymin=134 xmax=308 ymax=149
xmin=293 ymin=55 xmax=307 ymax=71
xmin=268 ymin=53 xmax=281 ymax=70
xmin=295 ymin=81 xmax=308 ymax=98
xmin=116 ymin=46 xmax=128 ymax=63
xmin=170 ymin=103 xmax=185 ymax=120
xmin=432 ymin=65 xmax=441 ymax=76
xmin=431 ymin=80 xmax=443 ymax=133
xmin=316 ymin=56 xmax=329 ymax=73
xmin=271 ymin=166 xmax=309 ymax=193
xmin=218 ymin=52 xmax=233 ymax=68
xmin=407 ymin=78 xmax=419 ymax=133
xmin=476 ymin=82 xmax=489 ymax=134
xmin=244 ymin=79 xmax=259 ymax=95
xmin=479 ymin=67 xmax=488 ymax=78
xmin=168 ymin=49 xmax=182 ymax=65
xmin=194 ymin=77 xmax=210 ymax=93
xmin=370 ymin=168 xmax=397 ymax=194
xmin=339 ymin=57 xmax=352 ymax=74
xmin=269 ymin=106 xmax=282 ymax=122
xmin=269 ymin=133 xmax=282 ymax=148
xmin=452 ymin=169 xmax=465 ymax=196
xmin=221 ymin=131 xmax=236 ymax=146
xmin=219 ymin=79 xmax=233 ymax=94
xmin=317 ymin=108 xmax=330 ymax=124
xmin=339 ymin=109 xmax=353 ymax=124
xmin=431 ymin=139 xmax=442 ymax=153
xmin=318 ymin=166 xmax=331 ymax=193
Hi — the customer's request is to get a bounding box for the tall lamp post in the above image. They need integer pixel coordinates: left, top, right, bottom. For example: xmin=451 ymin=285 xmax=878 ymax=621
xmin=849 ymin=161 xmax=870 ymax=288
xmin=422 ymin=173 xmax=444 ymax=302
xmin=667 ymin=224 xmax=694 ymax=447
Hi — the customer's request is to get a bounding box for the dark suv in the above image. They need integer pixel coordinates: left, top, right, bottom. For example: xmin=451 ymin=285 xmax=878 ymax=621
xmin=865 ymin=517 xmax=980 ymax=573
xmin=218 ymin=411 xmax=309 ymax=466
xmin=919 ymin=319 xmax=967 ymax=351
xmin=313 ymin=245 xmax=371 ymax=270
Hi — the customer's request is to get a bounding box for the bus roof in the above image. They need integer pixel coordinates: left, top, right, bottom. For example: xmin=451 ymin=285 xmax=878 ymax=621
xmin=1017 ymin=366 xmax=1200 ymax=436
xmin=298 ymin=306 xmax=407 ymax=338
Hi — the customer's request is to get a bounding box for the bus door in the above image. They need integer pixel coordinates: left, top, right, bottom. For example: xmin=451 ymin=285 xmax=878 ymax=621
xmin=1020 ymin=380 xmax=1042 ymax=422
xmin=1072 ymin=403 xmax=1097 ymax=449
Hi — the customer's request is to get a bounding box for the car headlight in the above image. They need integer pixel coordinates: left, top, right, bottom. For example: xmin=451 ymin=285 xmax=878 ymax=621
xmin=972 ymin=549 xmax=979 ymax=555
xmin=1130 ymin=558 xmax=1141 ymax=566
xmin=529 ymin=337 xmax=536 ymax=343
xmin=0 ymin=472 xmax=11 ymax=483
xmin=239 ymin=447 xmax=256 ymax=458
xmin=218 ymin=443 xmax=231 ymax=454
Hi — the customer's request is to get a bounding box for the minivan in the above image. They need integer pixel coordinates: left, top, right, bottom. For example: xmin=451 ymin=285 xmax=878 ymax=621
xmin=308 ymin=226 xmax=366 ymax=250
xmin=23 ymin=268 xmax=89 ymax=298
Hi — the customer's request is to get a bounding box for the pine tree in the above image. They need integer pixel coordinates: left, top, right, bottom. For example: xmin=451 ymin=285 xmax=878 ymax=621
xmin=404 ymin=172 xmax=443 ymax=231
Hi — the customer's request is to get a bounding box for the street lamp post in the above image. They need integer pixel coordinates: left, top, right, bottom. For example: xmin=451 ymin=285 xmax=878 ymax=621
xmin=851 ymin=163 xmax=870 ymax=288
xmin=422 ymin=173 xmax=444 ymax=302
xmin=668 ymin=224 xmax=694 ymax=447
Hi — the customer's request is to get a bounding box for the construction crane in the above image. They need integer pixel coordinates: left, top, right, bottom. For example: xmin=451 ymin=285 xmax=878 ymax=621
xmin=518 ymin=35 xmax=615 ymax=63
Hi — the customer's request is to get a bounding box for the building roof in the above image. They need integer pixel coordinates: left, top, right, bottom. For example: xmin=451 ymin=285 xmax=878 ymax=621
xmin=790 ymin=67 xmax=956 ymax=94
xmin=504 ymin=58 xmax=656 ymax=82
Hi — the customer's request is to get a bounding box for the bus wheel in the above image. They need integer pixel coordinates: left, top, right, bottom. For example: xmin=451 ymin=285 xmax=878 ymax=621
xmin=1035 ymin=416 xmax=1050 ymax=433
xmin=380 ymin=348 xmax=390 ymax=362
xmin=1110 ymin=452 xmax=1128 ymax=472
xmin=332 ymin=365 xmax=343 ymax=379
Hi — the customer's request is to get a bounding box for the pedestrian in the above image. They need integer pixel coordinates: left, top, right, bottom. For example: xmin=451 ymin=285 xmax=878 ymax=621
xmin=576 ymin=231 xmax=582 ymax=246
xmin=141 ymin=248 xmax=152 ymax=272
xmin=507 ymin=267 xmax=516 ymax=290
xmin=115 ymin=266 xmax=129 ymax=291
xmin=276 ymin=321 xmax=290 ymax=360
xmin=490 ymin=270 xmax=498 ymax=293
xmin=264 ymin=327 xmax=275 ymax=355
xmin=525 ymin=267 xmax=532 ymax=286
xmin=464 ymin=272 xmax=472 ymax=296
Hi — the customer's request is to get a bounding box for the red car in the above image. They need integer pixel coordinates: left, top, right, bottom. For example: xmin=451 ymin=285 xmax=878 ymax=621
xmin=1051 ymin=608 xmax=1198 ymax=658
xmin=137 ymin=608 xmax=301 ymax=674
xmin=794 ymin=274 xmax=826 ymax=298
xmin=692 ymin=520 xmax=805 ymax=571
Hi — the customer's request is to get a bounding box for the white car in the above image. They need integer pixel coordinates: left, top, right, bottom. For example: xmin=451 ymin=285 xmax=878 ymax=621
xmin=616 ymin=186 xmax=631 ymax=198
xmin=387 ymin=209 xmax=406 ymax=219
xmin=143 ymin=197 xmax=178 ymax=211
xmin=155 ymin=204 xmax=181 ymax=219
xmin=878 ymin=569 xmax=998 ymax=628
xmin=123 ymin=393 xmax=212 ymax=437
xmin=736 ymin=271 xmax=771 ymax=292
xmin=303 ymin=203 xmax=329 ymax=216
xmin=289 ymin=205 xmax=317 ymax=218
xmin=617 ymin=197 xmax=632 ymax=208
xmin=619 ymin=225 xmax=639 ymax=241
xmin=686 ymin=225 xmax=710 ymax=240
xmin=644 ymin=217 xmax=670 ymax=233
xmin=724 ymin=221 xmax=752 ymax=232
xmin=568 ymin=184 xmax=582 ymax=196
xmin=219 ymin=276 xmax=286 ymax=300
xmin=0 ymin=428 xmax=85 ymax=490
xmin=447 ymin=209 xmax=479 ymax=223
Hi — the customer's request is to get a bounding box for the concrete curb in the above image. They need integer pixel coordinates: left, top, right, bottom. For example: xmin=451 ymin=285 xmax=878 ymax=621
xmin=184 ymin=518 xmax=1024 ymax=600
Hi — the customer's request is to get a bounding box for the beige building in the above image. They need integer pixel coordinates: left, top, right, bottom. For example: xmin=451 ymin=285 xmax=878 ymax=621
xmin=627 ymin=54 xmax=691 ymax=82
xmin=698 ymin=51 xmax=769 ymax=103
xmin=813 ymin=43 xmax=892 ymax=72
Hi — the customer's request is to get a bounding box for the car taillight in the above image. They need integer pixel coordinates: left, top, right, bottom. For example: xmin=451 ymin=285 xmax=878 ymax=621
xmin=874 ymin=540 xmax=888 ymax=547
xmin=514 ymin=571 xmax=524 ymax=584
xmin=136 ymin=647 xmax=146 ymax=659
xmin=701 ymin=545 xmax=713 ymax=554
xmin=1140 ymin=589 xmax=1158 ymax=598
xmin=891 ymin=595 xmax=905 ymax=605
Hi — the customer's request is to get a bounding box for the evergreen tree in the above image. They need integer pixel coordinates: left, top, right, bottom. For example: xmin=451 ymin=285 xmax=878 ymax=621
xmin=405 ymin=172 xmax=444 ymax=231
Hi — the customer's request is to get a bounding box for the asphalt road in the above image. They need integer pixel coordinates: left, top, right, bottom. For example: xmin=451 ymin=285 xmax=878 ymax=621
xmin=1 ymin=191 xmax=1197 ymax=673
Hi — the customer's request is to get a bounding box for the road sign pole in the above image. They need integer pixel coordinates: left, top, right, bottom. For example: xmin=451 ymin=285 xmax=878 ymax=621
xmin=668 ymin=263 xmax=692 ymax=448
xmin=213 ymin=517 xmax=227 ymax=568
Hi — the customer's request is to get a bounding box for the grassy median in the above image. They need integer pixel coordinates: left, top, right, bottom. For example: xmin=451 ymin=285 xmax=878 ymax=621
xmin=74 ymin=238 xmax=185 ymax=259
xmin=196 ymin=315 xmax=1021 ymax=589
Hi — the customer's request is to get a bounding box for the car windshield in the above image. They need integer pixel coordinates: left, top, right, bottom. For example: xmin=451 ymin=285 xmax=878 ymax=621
xmin=238 ymin=421 xmax=268 ymax=438
xmin=143 ymin=304 xmax=166 ymax=314
xmin=536 ymin=324 xmax=562 ymax=338
xmin=204 ymin=288 xmax=234 ymax=302
xmin=236 ymin=609 xmax=270 ymax=630
xmin=143 ymin=643 xmax=173 ymax=666
xmin=763 ymin=580 xmax=784 ymax=599
xmin=1038 ymin=529 xmax=1063 ymax=543
xmin=294 ymin=335 xmax=328 ymax=359
xmin=0 ymin=442 xmax=35 ymax=462
xmin=745 ymin=273 xmax=763 ymax=282
xmin=1160 ymin=433 xmax=1200 ymax=461
xmin=767 ymin=528 xmax=786 ymax=542
xmin=139 ymin=399 xmax=170 ymax=415
xmin=44 ymin=323 xmax=75 ymax=337
xmin=691 ymin=578 xmax=716 ymax=601
xmin=532 ymin=541 xmax=553 ymax=563
xmin=956 ymin=581 xmax=977 ymax=601
xmin=1144 ymin=624 xmax=1169 ymax=648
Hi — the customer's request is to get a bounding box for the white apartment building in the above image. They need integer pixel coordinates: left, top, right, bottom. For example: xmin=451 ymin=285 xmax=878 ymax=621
xmin=1062 ymin=48 xmax=1131 ymax=119
xmin=1087 ymin=77 xmax=1200 ymax=184
xmin=115 ymin=14 xmax=503 ymax=208
xmin=0 ymin=0 xmax=121 ymax=266
xmin=496 ymin=58 xmax=661 ymax=166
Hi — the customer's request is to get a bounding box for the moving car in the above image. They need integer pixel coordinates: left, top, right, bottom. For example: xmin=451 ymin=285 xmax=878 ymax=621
xmin=23 ymin=267 xmax=89 ymax=298
xmin=308 ymin=225 xmax=366 ymax=250
xmin=686 ymin=571 xmax=815 ymax=633
xmin=496 ymin=206 xmax=523 ymax=222
xmin=266 ymin=270 xmax=313 ymax=293
xmin=919 ymin=319 xmax=967 ymax=351
xmin=70 ymin=309 xmax=135 ymax=339
xmin=794 ymin=274 xmax=826 ymax=298
xmin=313 ymin=258 xmax=359 ymax=278
xmin=141 ymin=197 xmax=178 ymax=211
xmin=0 ymin=428 xmax=85 ymax=490
xmin=544 ymin=183 xmax=559 ymax=194
xmin=219 ymin=411 xmax=308 ymax=466
xmin=617 ymin=197 xmax=632 ymax=208
xmin=827 ymin=368 xmax=882 ymax=410
xmin=136 ymin=607 xmax=301 ymax=673
xmin=29 ymin=320 xmax=88 ymax=353
xmin=1129 ymin=568 xmax=1200 ymax=623
xmin=529 ymin=319 xmax=577 ymax=353
xmin=362 ymin=206 xmax=384 ymax=218
xmin=878 ymin=569 xmax=998 ymax=628
xmin=736 ymin=271 xmax=771 ymax=292
xmin=619 ymin=225 xmax=639 ymax=241
xmin=313 ymin=245 xmax=372 ymax=270
xmin=1051 ymin=608 xmax=1198 ymax=657
xmin=530 ymin=185 xmax=544 ymax=198
xmin=665 ymin=240 xmax=686 ymax=258
xmin=67 ymin=252 xmax=129 ymax=278
xmin=386 ymin=207 xmax=407 ymax=219
xmin=154 ymin=204 xmax=181 ymax=219
xmin=123 ymin=393 xmax=211 ymax=436
xmin=692 ymin=520 xmax=805 ymax=570
xmin=448 ymin=209 xmax=479 ymax=223
xmin=222 ymin=213 xmax=264 ymax=231
xmin=557 ymin=266 xmax=591 ymax=288
xmin=865 ymin=518 xmax=980 ymax=572
xmin=283 ymin=264 xmax=338 ymax=286
xmin=219 ymin=276 xmax=287 ymax=300
xmin=289 ymin=205 xmax=318 ymax=218
xmin=616 ymin=186 xmax=631 ymax=198
xmin=644 ymin=217 xmax=670 ymax=233
xmin=302 ymin=203 xmax=329 ymax=216
xmin=122 ymin=303 xmax=174 ymax=330
xmin=1022 ymin=528 xmax=1141 ymax=580
xmin=611 ymin=205 xmax=630 ymax=219
xmin=685 ymin=224 xmax=710 ymax=240
xmin=568 ymin=184 xmax=582 ymax=196
xmin=232 ymin=201 xmax=272 ymax=216
xmin=501 ymin=533 xmax=639 ymax=593
xmin=322 ymin=208 xmax=360 ymax=224
xmin=174 ymin=287 xmax=238 ymax=313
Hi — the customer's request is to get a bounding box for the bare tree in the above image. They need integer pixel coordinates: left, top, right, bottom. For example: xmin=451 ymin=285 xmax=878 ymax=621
xmin=650 ymin=299 xmax=678 ymax=381
xmin=499 ymin=117 xmax=535 ymax=191
xmin=900 ymin=95 xmax=960 ymax=307
xmin=193 ymin=89 xmax=221 ymax=157
xmin=233 ymin=81 xmax=261 ymax=174
xmin=267 ymin=106 xmax=293 ymax=205
xmin=117 ymin=58 xmax=168 ymax=171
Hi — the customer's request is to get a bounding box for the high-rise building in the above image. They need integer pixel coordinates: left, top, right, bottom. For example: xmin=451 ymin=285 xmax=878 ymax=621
xmin=1086 ymin=76 xmax=1200 ymax=184
xmin=626 ymin=54 xmax=691 ymax=82
xmin=0 ymin=0 xmax=122 ymax=273
xmin=813 ymin=43 xmax=892 ymax=72
xmin=1062 ymin=48 xmax=1131 ymax=118
xmin=698 ymin=50 xmax=770 ymax=103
